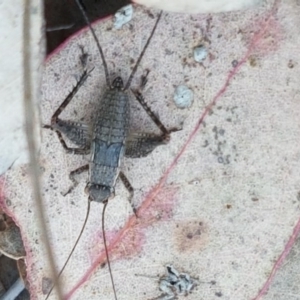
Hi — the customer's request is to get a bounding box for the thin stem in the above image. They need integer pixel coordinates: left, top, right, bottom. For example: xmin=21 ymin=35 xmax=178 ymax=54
xmin=22 ymin=0 xmax=63 ymax=299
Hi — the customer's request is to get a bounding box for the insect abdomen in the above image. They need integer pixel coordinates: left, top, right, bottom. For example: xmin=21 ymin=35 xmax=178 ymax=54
xmin=94 ymin=90 xmax=130 ymax=143
xmin=88 ymin=89 xmax=130 ymax=191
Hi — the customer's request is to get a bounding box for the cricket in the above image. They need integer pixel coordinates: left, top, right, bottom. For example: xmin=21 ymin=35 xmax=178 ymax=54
xmin=43 ymin=1 xmax=178 ymax=299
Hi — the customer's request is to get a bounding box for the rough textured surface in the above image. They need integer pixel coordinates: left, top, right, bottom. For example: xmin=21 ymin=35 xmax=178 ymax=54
xmin=134 ymin=0 xmax=263 ymax=13
xmin=2 ymin=1 xmax=300 ymax=300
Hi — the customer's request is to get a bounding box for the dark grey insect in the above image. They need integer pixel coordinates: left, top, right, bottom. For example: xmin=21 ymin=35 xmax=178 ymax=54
xmin=44 ymin=1 xmax=178 ymax=299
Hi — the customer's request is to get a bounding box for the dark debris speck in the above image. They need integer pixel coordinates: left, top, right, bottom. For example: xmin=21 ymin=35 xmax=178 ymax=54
xmin=232 ymin=60 xmax=238 ymax=67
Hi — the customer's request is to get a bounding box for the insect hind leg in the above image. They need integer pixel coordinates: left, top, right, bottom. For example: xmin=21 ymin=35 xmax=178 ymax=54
xmin=50 ymin=69 xmax=91 ymax=124
xmin=125 ymin=132 xmax=168 ymax=158
xmin=127 ymin=81 xmax=181 ymax=158
xmin=44 ymin=69 xmax=94 ymax=154
xmin=131 ymin=89 xmax=181 ymax=138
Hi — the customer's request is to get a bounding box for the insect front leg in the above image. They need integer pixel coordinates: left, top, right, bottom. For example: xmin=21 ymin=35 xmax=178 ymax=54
xmin=119 ymin=171 xmax=137 ymax=216
xmin=63 ymin=164 xmax=89 ymax=196
xmin=44 ymin=69 xmax=93 ymax=154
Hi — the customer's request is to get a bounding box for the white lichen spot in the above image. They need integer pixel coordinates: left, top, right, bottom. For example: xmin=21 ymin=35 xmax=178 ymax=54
xmin=173 ymin=85 xmax=194 ymax=109
xmin=113 ymin=5 xmax=133 ymax=29
xmin=157 ymin=265 xmax=196 ymax=300
xmin=194 ymin=45 xmax=208 ymax=63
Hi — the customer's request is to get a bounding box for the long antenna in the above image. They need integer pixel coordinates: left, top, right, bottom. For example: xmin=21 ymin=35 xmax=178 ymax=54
xmin=124 ymin=11 xmax=163 ymax=90
xmin=102 ymin=201 xmax=118 ymax=300
xmin=75 ymin=0 xmax=110 ymax=86
xmin=45 ymin=200 xmax=91 ymax=300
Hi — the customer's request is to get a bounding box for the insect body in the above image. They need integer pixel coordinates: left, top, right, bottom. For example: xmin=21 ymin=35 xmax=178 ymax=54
xmin=86 ymin=77 xmax=130 ymax=204
xmin=44 ymin=2 xmax=177 ymax=299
